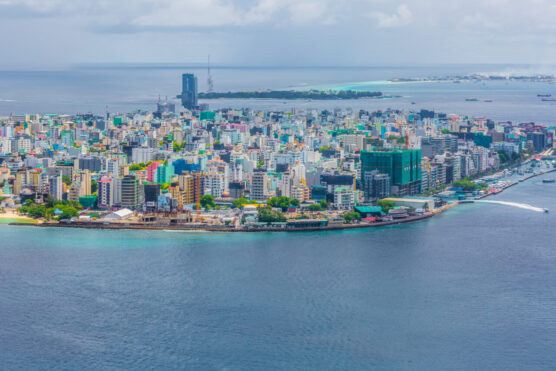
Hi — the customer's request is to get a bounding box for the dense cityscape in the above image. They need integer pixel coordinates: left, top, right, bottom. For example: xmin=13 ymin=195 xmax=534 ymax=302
xmin=0 ymin=73 xmax=553 ymax=231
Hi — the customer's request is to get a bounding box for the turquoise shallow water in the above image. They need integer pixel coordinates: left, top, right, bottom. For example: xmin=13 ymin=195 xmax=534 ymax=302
xmin=1 ymin=178 xmax=556 ymax=369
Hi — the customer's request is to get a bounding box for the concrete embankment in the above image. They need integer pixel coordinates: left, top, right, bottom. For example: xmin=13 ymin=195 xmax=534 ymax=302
xmin=477 ymin=168 xmax=556 ymax=199
xmin=9 ymin=205 xmax=459 ymax=233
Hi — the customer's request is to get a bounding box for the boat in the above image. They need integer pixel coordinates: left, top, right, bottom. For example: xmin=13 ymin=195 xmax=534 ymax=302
xmin=542 ymin=179 xmax=555 ymax=183
xmin=541 ymin=98 xmax=556 ymax=101
xmin=537 ymin=94 xmax=552 ymax=97
xmin=544 ymin=208 xmax=549 ymax=213
xmin=484 ymin=99 xmax=492 ymax=102
xmin=465 ymin=98 xmax=479 ymax=102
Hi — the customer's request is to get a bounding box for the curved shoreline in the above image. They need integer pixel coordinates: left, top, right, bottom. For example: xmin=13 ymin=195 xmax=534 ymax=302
xmin=5 ymin=165 xmax=553 ymax=233
xmin=8 ymin=203 xmax=458 ymax=233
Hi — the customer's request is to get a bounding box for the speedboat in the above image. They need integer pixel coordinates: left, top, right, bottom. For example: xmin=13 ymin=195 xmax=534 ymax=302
xmin=544 ymin=209 xmax=549 ymax=213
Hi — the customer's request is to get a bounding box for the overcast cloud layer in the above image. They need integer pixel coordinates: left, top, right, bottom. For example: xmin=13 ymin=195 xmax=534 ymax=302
xmin=1 ymin=0 xmax=555 ymax=69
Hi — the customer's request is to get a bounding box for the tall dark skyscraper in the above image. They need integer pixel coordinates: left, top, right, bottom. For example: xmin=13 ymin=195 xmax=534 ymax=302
xmin=178 ymin=73 xmax=198 ymax=110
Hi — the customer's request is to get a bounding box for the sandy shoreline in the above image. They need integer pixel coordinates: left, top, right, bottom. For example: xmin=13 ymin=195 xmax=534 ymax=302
xmin=0 ymin=211 xmax=38 ymax=224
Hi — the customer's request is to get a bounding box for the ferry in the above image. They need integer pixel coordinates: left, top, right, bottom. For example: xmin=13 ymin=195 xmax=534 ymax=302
xmin=542 ymin=179 xmax=555 ymax=183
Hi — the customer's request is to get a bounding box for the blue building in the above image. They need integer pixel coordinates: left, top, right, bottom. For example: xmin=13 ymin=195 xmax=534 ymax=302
xmin=178 ymin=73 xmax=198 ymax=110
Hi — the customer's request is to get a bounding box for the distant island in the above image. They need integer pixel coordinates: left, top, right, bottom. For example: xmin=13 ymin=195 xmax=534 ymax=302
xmin=199 ymin=89 xmax=383 ymax=100
xmin=389 ymin=74 xmax=556 ymax=84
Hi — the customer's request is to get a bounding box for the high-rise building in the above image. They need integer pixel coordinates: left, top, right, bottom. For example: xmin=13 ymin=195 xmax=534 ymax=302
xmin=79 ymin=170 xmax=92 ymax=197
xmin=251 ymin=169 xmax=267 ymax=201
xmin=179 ymin=73 xmax=198 ymax=110
xmin=178 ymin=174 xmax=196 ymax=204
xmin=49 ymin=175 xmax=63 ymax=201
xmin=98 ymin=177 xmax=113 ymax=209
xmin=156 ymin=163 xmax=175 ymax=184
xmin=121 ymin=175 xmax=139 ymax=209
xmin=144 ymin=183 xmax=161 ymax=212
xmin=363 ymin=170 xmax=391 ymax=201
xmin=360 ymin=149 xmax=421 ymax=196
xmin=14 ymin=171 xmax=25 ymax=195
xmin=147 ymin=162 xmax=162 ymax=182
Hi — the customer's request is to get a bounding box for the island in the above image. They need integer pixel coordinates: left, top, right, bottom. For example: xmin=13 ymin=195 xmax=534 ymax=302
xmin=198 ymin=89 xmax=383 ymax=100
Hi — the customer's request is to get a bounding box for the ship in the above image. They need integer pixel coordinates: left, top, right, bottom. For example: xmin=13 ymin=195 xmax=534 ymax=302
xmin=465 ymin=98 xmax=479 ymax=102
xmin=537 ymin=94 xmax=552 ymax=97
xmin=541 ymin=98 xmax=556 ymax=101
xmin=542 ymin=179 xmax=555 ymax=183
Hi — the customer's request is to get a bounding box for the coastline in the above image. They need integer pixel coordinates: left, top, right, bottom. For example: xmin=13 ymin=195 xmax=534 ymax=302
xmin=6 ymin=164 xmax=553 ymax=233
xmin=0 ymin=211 xmax=38 ymax=224
xmin=9 ymin=203 xmax=456 ymax=233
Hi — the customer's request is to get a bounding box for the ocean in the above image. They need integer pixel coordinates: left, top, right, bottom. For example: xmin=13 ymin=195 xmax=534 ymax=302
xmin=1 ymin=64 xmax=556 ymax=124
xmin=1 ymin=178 xmax=555 ymax=369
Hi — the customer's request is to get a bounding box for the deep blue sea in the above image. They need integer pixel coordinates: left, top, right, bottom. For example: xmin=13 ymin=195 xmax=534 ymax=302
xmin=1 ymin=178 xmax=555 ymax=369
xmin=1 ymin=64 xmax=556 ymax=124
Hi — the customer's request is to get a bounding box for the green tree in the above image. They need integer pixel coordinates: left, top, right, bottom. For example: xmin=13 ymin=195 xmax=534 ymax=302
xmin=441 ymin=129 xmax=451 ymax=134
xmin=343 ymin=211 xmax=361 ymax=224
xmin=308 ymin=203 xmax=322 ymax=212
xmin=45 ymin=196 xmax=55 ymax=208
xmin=497 ymin=150 xmax=510 ymax=164
xmin=257 ymin=206 xmax=286 ymax=224
xmin=290 ymin=198 xmax=300 ymax=207
xmin=200 ymin=195 xmax=215 ymax=209
xmin=319 ymin=200 xmax=329 ymax=209
xmin=57 ymin=206 xmax=78 ymax=220
xmin=232 ymin=197 xmax=249 ymax=209
xmin=129 ymin=164 xmax=142 ymax=171
xmin=91 ymin=180 xmax=98 ymax=193
xmin=173 ymin=141 xmax=182 ymax=152
xmin=62 ymin=175 xmax=72 ymax=186
xmin=451 ymin=179 xmax=480 ymax=191
xmin=378 ymin=199 xmax=395 ymax=213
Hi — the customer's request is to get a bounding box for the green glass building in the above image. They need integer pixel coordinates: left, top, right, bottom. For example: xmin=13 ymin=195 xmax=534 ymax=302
xmin=360 ymin=149 xmax=422 ymax=196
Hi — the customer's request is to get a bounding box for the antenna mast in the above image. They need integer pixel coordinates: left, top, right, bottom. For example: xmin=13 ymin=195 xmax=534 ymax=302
xmin=207 ymin=55 xmax=214 ymax=93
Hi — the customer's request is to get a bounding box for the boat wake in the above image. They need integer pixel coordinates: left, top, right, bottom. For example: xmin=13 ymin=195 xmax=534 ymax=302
xmin=475 ymin=200 xmax=546 ymax=212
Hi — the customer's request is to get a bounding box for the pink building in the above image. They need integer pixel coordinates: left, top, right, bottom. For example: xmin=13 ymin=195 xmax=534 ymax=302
xmin=147 ymin=162 xmax=162 ymax=182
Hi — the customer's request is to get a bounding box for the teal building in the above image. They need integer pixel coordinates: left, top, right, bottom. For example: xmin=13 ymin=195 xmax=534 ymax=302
xmin=360 ymin=149 xmax=422 ymax=196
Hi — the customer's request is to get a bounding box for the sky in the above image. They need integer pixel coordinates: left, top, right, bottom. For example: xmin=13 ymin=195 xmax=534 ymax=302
xmin=1 ymin=0 xmax=556 ymax=69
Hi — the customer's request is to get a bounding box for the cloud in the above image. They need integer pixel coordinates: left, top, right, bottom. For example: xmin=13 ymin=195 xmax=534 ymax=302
xmin=368 ymin=4 xmax=412 ymax=28
xmin=0 ymin=0 xmax=338 ymax=28
xmin=1 ymin=0 xmax=556 ymax=67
